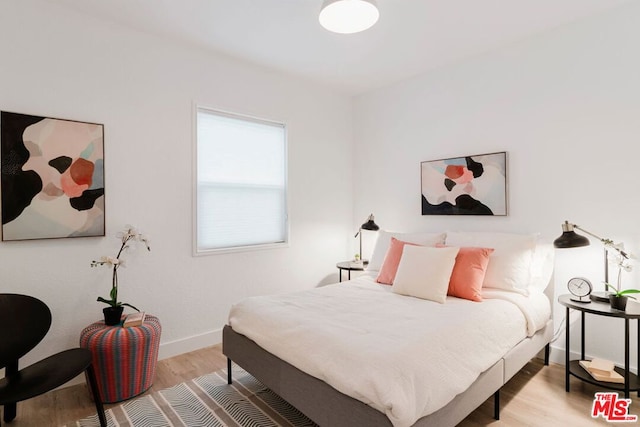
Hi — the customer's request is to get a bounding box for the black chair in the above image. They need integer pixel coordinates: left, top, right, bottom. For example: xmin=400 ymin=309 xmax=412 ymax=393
xmin=0 ymin=294 xmax=106 ymax=426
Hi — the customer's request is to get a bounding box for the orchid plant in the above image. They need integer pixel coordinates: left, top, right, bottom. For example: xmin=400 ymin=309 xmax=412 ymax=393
xmin=91 ymin=225 xmax=151 ymax=310
xmin=603 ymin=240 xmax=640 ymax=298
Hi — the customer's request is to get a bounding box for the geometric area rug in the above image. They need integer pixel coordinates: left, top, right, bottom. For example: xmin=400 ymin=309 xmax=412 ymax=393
xmin=66 ymin=365 xmax=318 ymax=427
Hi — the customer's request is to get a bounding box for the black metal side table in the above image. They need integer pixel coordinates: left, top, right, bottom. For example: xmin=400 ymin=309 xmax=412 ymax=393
xmin=558 ymin=294 xmax=640 ymax=399
xmin=336 ymin=261 xmax=366 ymax=281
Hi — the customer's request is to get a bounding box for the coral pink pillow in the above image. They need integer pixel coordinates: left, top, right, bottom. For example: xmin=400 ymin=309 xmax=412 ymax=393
xmin=438 ymin=245 xmax=494 ymax=302
xmin=376 ymin=238 xmax=420 ymax=285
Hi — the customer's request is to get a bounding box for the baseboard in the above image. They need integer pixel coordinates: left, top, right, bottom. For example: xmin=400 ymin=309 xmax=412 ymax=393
xmin=550 ymin=344 xmax=592 ymax=366
xmin=548 ymin=343 xmax=638 ymax=373
xmin=549 ymin=343 xmax=566 ymax=365
xmin=158 ymin=328 xmax=223 ymax=360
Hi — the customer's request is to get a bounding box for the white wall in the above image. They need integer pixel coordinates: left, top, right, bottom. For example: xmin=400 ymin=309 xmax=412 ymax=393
xmin=353 ymin=2 xmax=640 ymax=366
xmin=0 ymin=0 xmax=354 ymax=369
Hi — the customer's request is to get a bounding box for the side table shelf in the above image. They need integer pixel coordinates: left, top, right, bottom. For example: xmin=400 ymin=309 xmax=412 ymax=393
xmin=569 ymin=361 xmax=640 ymax=392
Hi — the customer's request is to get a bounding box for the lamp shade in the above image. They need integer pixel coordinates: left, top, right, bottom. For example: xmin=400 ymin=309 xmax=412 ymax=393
xmin=360 ymin=214 xmax=379 ymax=231
xmin=319 ymin=0 xmax=379 ymax=34
xmin=553 ymin=221 xmax=590 ymax=248
xmin=553 ymin=231 xmax=590 ymax=248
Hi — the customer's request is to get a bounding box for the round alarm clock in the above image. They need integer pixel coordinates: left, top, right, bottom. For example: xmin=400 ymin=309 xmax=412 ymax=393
xmin=568 ymin=277 xmax=592 ymax=303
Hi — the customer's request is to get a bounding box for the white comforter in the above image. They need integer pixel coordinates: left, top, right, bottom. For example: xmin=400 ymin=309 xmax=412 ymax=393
xmin=228 ymin=274 xmax=550 ymax=427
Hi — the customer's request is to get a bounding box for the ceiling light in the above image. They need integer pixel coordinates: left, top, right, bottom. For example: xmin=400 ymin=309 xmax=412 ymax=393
xmin=319 ymin=0 xmax=379 ymax=34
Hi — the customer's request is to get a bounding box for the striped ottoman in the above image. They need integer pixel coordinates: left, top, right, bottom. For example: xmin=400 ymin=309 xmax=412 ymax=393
xmin=80 ymin=315 xmax=161 ymax=403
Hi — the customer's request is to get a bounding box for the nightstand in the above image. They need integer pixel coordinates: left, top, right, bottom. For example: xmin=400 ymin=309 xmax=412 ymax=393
xmin=558 ymin=294 xmax=640 ymax=399
xmin=336 ymin=261 xmax=366 ymax=281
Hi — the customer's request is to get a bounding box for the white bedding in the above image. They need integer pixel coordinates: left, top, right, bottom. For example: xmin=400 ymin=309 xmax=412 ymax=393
xmin=228 ymin=274 xmax=550 ymax=427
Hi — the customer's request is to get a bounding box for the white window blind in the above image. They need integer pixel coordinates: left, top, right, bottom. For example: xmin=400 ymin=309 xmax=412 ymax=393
xmin=196 ymin=108 xmax=287 ymax=253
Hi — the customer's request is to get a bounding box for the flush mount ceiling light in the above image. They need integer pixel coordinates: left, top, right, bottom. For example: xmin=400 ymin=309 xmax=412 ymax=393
xmin=319 ymin=0 xmax=379 ymax=34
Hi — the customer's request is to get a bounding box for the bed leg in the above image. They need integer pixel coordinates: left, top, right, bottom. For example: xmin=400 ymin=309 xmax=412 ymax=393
xmin=544 ymin=343 xmax=550 ymax=366
xmin=227 ymin=358 xmax=233 ymax=384
xmin=494 ymin=390 xmax=500 ymax=420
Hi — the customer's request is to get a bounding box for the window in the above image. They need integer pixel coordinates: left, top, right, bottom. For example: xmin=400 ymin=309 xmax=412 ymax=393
xmin=195 ymin=107 xmax=288 ymax=253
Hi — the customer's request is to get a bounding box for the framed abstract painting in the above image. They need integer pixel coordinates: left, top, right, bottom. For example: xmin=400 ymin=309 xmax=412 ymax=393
xmin=421 ymin=151 xmax=507 ymax=216
xmin=1 ymin=111 xmax=105 ymax=240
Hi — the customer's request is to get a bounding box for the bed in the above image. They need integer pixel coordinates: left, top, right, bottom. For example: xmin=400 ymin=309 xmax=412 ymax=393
xmin=223 ymin=231 xmax=554 ymax=427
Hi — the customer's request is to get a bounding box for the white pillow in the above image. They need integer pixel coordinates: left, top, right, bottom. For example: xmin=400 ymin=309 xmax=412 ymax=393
xmin=392 ymin=246 xmax=459 ymax=303
xmin=529 ymin=242 xmax=554 ymax=291
xmin=445 ymin=231 xmax=539 ymax=293
xmin=367 ymin=230 xmax=446 ymax=271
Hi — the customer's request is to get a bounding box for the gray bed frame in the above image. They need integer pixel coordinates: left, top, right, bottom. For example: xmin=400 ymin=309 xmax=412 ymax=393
xmin=223 ymin=283 xmax=554 ymax=426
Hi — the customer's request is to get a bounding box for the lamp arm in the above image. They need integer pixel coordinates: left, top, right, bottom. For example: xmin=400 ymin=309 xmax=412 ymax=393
xmin=572 ymin=223 xmax=629 ymax=259
xmin=572 ymin=224 xmax=606 ymax=243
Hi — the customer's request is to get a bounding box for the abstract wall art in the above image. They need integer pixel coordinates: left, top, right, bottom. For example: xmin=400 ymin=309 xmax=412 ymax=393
xmin=1 ymin=111 xmax=105 ymax=240
xmin=421 ymin=151 xmax=507 ymax=216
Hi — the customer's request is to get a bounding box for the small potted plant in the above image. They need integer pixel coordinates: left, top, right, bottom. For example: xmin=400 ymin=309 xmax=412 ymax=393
xmin=605 ymin=284 xmax=640 ymax=311
xmin=91 ymin=225 xmax=151 ymax=325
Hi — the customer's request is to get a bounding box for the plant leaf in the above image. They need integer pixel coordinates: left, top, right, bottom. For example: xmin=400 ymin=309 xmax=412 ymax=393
xmin=618 ymin=289 xmax=640 ymax=296
xmin=605 ymin=283 xmax=618 ymax=293
xmin=97 ymin=296 xmax=115 ymax=306
xmin=121 ymin=302 xmax=140 ymax=312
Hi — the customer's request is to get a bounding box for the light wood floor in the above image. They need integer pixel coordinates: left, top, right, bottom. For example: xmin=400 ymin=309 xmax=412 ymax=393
xmin=5 ymin=344 xmax=639 ymax=426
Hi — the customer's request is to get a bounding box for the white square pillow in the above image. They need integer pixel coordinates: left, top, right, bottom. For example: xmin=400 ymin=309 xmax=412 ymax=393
xmin=445 ymin=231 xmax=538 ymax=293
xmin=367 ymin=230 xmax=446 ymax=271
xmin=392 ymin=245 xmax=459 ymax=303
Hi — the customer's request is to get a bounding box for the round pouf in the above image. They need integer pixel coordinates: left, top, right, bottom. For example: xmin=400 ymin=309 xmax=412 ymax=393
xmin=79 ymin=315 xmax=161 ymax=403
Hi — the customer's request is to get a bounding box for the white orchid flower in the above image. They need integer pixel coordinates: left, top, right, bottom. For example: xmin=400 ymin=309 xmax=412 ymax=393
xmin=92 ymin=224 xmax=151 ymax=311
xmin=101 ymin=256 xmax=120 ymax=266
xmin=602 ymin=239 xmax=635 ymax=293
xmin=117 ymin=224 xmax=141 ymax=242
